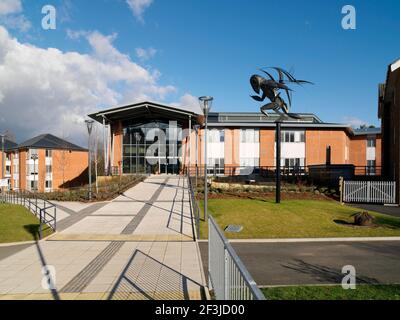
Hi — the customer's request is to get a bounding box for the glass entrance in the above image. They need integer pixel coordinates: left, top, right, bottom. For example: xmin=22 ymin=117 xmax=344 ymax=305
xmin=122 ymin=120 xmax=183 ymax=174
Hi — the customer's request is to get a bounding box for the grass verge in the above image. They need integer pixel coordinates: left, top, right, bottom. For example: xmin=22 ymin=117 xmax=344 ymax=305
xmin=262 ymin=284 xmax=400 ymax=300
xmin=199 ymin=199 xmax=400 ymax=239
xmin=0 ymin=204 xmax=53 ymax=243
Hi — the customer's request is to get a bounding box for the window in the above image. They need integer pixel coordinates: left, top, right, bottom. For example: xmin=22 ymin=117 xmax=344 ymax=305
xmin=30 ymin=180 xmax=38 ymax=191
xmin=281 ymin=130 xmax=305 ymax=143
xmin=367 ymin=160 xmax=376 ymax=166
xmin=46 ymin=165 xmax=52 ymax=174
xmin=29 ymin=164 xmax=38 ymax=175
xmin=282 ymin=158 xmax=305 ymax=167
xmin=46 ymin=150 xmax=52 ymax=157
xmin=367 ymin=160 xmax=376 ymax=175
xmin=240 ymin=158 xmax=260 ymax=167
xmin=208 ymin=130 xmax=225 ymax=143
xmin=13 ymin=164 xmax=18 ymax=174
xmin=207 ymin=158 xmax=225 ymax=175
xmin=14 ymin=179 xmax=19 ymax=189
xmin=367 ymin=138 xmax=376 ymax=148
xmin=27 ymin=149 xmax=38 ymax=160
xmin=240 ymin=129 xmax=259 ymax=143
xmin=220 ymin=130 xmax=225 ymax=143
xmin=45 ymin=180 xmax=52 ymax=189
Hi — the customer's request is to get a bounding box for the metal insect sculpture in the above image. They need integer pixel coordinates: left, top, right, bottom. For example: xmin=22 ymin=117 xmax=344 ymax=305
xmin=250 ymin=67 xmax=313 ymax=119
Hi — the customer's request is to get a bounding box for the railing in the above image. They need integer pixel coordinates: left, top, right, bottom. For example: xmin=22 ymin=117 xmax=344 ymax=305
xmin=343 ymin=180 xmax=396 ymax=204
xmin=186 ymin=165 xmax=381 ymax=178
xmin=1 ymin=190 xmax=57 ymax=239
xmin=186 ymin=170 xmax=202 ymax=240
xmin=354 ymin=166 xmax=382 ymax=176
xmin=208 ymin=215 xmax=265 ymax=300
xmin=186 ymin=165 xmax=308 ymax=178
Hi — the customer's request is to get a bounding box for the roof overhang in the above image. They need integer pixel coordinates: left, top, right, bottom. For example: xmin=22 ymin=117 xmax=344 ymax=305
xmin=89 ymin=101 xmax=200 ymax=124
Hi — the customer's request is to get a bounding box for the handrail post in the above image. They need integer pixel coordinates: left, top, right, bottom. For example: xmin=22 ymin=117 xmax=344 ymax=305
xmin=224 ymin=247 xmax=229 ymax=300
xmin=39 ymin=209 xmax=43 ymax=240
xmin=54 ymin=206 xmax=57 ymax=231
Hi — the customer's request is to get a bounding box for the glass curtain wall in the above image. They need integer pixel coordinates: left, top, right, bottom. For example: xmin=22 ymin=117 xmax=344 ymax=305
xmin=122 ymin=121 xmax=183 ymax=174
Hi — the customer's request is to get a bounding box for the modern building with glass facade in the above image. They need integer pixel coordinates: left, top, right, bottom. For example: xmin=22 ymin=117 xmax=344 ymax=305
xmin=89 ymin=101 xmax=381 ymax=176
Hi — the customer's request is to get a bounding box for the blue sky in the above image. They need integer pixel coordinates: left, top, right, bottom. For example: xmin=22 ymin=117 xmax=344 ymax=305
xmin=1 ymin=0 xmax=400 ymax=143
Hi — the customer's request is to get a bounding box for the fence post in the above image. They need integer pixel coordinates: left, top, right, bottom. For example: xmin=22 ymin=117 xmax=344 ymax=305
xmin=54 ymin=206 xmax=57 ymax=231
xmin=367 ymin=181 xmax=371 ymax=203
xmin=339 ymin=176 xmax=344 ymax=205
xmin=224 ymin=248 xmax=229 ymax=300
xmin=208 ymin=217 xmax=211 ymax=290
xmin=39 ymin=209 xmax=43 ymax=240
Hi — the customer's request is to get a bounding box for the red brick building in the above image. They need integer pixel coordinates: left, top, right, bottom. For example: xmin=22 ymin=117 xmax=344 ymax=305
xmin=379 ymin=58 xmax=400 ymax=201
xmin=89 ymin=101 xmax=381 ymax=176
xmin=1 ymin=134 xmax=88 ymax=192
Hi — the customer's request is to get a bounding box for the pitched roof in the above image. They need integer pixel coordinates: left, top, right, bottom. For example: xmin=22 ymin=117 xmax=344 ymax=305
xmin=18 ymin=134 xmax=87 ymax=151
xmin=1 ymin=138 xmax=18 ymax=151
xmin=89 ymin=101 xmax=200 ymax=124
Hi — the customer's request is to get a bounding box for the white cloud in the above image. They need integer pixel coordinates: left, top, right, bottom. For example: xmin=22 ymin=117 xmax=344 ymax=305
xmin=171 ymin=93 xmax=203 ymax=115
xmin=136 ymin=47 xmax=157 ymax=60
xmin=0 ymin=0 xmax=31 ymax=32
xmin=66 ymin=29 xmax=88 ymax=40
xmin=0 ymin=26 xmax=179 ymax=145
xmin=126 ymin=0 xmax=153 ymax=23
xmin=0 ymin=0 xmax=22 ymax=15
xmin=1 ymin=14 xmax=31 ymax=32
xmin=342 ymin=116 xmax=369 ymax=128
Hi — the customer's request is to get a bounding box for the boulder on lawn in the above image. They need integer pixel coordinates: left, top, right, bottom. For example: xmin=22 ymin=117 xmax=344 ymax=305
xmin=353 ymin=212 xmax=375 ymax=226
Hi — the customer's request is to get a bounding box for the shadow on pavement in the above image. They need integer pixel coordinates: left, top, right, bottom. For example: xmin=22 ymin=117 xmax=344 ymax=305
xmin=24 ymin=225 xmax=61 ymax=300
xmin=282 ymin=259 xmax=380 ymax=285
xmin=108 ymin=249 xmax=205 ymax=300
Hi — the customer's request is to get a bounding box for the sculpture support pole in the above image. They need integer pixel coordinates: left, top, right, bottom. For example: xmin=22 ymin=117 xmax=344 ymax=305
xmin=275 ymin=120 xmax=282 ymax=204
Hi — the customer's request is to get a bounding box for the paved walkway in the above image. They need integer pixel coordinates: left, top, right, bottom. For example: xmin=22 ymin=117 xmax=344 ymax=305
xmin=0 ymin=176 xmax=206 ymax=300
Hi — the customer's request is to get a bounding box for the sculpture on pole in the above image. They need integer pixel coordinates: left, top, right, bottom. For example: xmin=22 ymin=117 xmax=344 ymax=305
xmin=250 ymin=67 xmax=312 ymax=203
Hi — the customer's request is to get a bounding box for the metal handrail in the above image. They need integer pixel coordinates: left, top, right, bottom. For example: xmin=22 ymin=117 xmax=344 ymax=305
xmin=208 ymin=215 xmax=265 ymax=300
xmin=186 ymin=169 xmax=201 ymax=240
xmin=1 ymin=190 xmax=57 ymax=239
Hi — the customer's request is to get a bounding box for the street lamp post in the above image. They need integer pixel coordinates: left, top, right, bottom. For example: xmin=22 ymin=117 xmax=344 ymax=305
xmin=275 ymin=120 xmax=282 ymax=203
xmin=193 ymin=125 xmax=200 ymax=191
xmin=199 ymin=96 xmax=213 ymax=221
xmin=85 ymin=120 xmax=94 ymax=201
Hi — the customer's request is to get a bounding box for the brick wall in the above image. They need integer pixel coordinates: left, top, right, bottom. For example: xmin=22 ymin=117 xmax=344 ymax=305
xmin=52 ymin=149 xmax=88 ymax=190
xmin=305 ymin=129 xmax=348 ymax=165
xmin=112 ymin=121 xmax=123 ymax=172
xmin=260 ymin=129 xmax=275 ymax=167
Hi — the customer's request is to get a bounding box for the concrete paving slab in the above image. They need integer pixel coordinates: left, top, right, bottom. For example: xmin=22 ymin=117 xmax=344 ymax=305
xmin=0 ymin=175 xmax=206 ymax=300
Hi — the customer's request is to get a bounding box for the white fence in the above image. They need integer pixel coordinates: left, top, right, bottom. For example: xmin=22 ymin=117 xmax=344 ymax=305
xmin=343 ymin=181 xmax=396 ymax=204
xmin=208 ymin=215 xmax=265 ymax=300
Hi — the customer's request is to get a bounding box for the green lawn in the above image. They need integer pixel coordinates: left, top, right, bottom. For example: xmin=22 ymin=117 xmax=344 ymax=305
xmin=0 ymin=204 xmax=53 ymax=243
xmin=262 ymin=285 xmax=400 ymax=300
xmin=199 ymin=199 xmax=400 ymax=239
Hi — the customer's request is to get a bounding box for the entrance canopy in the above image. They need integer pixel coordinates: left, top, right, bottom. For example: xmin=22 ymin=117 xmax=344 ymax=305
xmin=89 ymin=101 xmax=202 ymax=125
